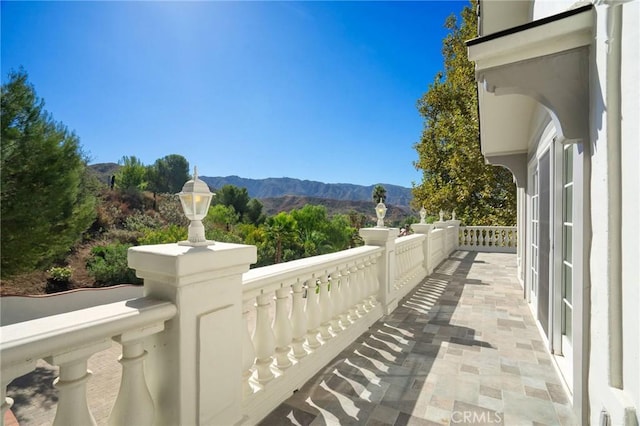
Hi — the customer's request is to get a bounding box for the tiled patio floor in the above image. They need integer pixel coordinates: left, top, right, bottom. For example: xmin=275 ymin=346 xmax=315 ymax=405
xmin=260 ymin=251 xmax=577 ymax=426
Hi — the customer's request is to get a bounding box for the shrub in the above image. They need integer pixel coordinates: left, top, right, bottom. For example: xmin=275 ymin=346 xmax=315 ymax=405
xmin=139 ymin=225 xmax=187 ymax=245
xmin=124 ymin=210 xmax=162 ymax=232
xmin=46 ymin=266 xmax=73 ymax=293
xmin=105 ymin=228 xmax=141 ymax=245
xmin=48 ymin=266 xmax=72 ymax=282
xmin=86 ymin=243 xmax=141 ymax=285
xmin=157 ymin=194 xmax=189 ymax=227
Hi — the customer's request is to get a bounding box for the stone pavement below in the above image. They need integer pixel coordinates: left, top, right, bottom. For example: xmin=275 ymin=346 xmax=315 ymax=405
xmin=260 ymin=251 xmax=577 ymax=426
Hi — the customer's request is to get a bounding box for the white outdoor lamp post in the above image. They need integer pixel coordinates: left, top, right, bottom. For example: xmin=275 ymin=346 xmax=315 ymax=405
xmin=178 ymin=167 xmax=214 ymax=246
xmin=439 ymin=209 xmax=444 ymax=222
xmin=375 ymin=199 xmax=387 ymax=228
xmin=419 ymin=207 xmax=427 ymax=224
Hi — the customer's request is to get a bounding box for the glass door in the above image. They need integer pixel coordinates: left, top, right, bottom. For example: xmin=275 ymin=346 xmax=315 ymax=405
xmin=538 ymin=150 xmax=551 ymax=337
xmin=561 ymin=144 xmax=574 ymax=356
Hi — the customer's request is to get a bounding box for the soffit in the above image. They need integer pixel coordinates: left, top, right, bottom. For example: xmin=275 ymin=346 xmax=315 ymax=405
xmin=467 ymin=3 xmax=594 ymax=156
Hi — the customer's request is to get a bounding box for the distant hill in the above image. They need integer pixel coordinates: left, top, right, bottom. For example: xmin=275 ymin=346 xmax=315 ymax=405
xmin=261 ymin=195 xmax=412 ymax=224
xmin=200 ymin=175 xmax=413 ymax=207
xmin=88 ymin=163 xmax=119 ymax=185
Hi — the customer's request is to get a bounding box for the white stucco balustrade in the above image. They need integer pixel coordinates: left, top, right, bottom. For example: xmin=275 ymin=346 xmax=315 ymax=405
xmin=459 ymin=225 xmax=517 ymax=253
xmin=0 ymin=298 xmax=177 ymax=426
xmin=0 ymin=220 xmax=507 ymax=425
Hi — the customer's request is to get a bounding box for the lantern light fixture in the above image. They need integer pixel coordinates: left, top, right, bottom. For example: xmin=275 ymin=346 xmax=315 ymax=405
xmin=375 ymin=199 xmax=387 ymax=228
xmin=177 ymin=166 xmax=215 ymax=246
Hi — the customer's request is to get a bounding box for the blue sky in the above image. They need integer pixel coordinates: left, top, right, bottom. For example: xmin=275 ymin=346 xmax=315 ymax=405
xmin=1 ymin=0 xmax=467 ymax=188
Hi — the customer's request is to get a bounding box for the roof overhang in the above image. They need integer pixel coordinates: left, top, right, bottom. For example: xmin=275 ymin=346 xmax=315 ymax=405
xmin=467 ymin=4 xmax=594 ymax=169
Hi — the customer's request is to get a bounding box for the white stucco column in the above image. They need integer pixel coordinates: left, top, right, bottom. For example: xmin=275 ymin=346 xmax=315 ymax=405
xmin=128 ymin=242 xmax=257 ymax=426
xmin=359 ymin=227 xmax=397 ymax=315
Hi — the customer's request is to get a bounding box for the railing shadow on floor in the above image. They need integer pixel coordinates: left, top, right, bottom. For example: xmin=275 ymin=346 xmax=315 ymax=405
xmin=258 ymin=251 xmax=498 ymax=425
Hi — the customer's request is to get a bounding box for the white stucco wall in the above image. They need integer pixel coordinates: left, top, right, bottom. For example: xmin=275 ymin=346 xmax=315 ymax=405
xmin=479 ymin=0 xmax=639 ymax=423
xmin=532 ymin=0 xmax=577 ymax=20
xmin=620 ymin=0 xmax=639 ymax=418
xmin=588 ymin=1 xmax=639 ymax=424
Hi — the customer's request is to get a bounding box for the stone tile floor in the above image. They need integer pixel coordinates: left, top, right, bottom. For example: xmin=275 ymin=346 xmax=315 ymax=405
xmin=260 ymin=251 xmax=577 ymax=426
xmin=7 ymin=251 xmax=576 ymax=425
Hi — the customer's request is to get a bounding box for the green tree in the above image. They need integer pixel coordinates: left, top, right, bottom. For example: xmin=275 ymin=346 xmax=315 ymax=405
xmin=291 ymin=205 xmax=330 ymax=257
xmin=245 ymin=198 xmax=265 ymax=225
xmin=115 ymin=156 xmax=147 ymax=191
xmin=372 ymin=184 xmax=387 ymax=204
xmin=215 ymin=184 xmax=251 ymax=221
xmin=413 ymin=2 xmax=516 ymax=226
xmin=204 ymin=204 xmax=239 ymax=232
xmin=263 ymin=212 xmax=299 ymax=264
xmin=1 ymin=70 xmax=96 ymax=277
xmin=147 ymin=154 xmax=189 ymax=194
xmin=326 ymin=214 xmax=356 ymax=251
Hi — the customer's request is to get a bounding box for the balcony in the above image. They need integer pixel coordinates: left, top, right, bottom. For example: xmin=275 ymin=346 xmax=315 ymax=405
xmin=0 ymin=222 xmax=573 ymax=425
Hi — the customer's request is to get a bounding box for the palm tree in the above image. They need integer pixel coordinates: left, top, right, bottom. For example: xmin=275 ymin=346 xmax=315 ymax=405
xmin=264 ymin=213 xmax=298 ymax=263
xmin=372 ymin=184 xmax=387 ymax=204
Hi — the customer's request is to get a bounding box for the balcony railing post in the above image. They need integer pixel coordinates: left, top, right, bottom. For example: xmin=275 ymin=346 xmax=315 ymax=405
xmin=412 ymin=223 xmax=435 ymax=275
xmin=128 ymin=242 xmax=257 ymax=426
xmin=450 ymin=220 xmax=461 ymax=249
xmin=359 ymin=227 xmax=397 ymax=315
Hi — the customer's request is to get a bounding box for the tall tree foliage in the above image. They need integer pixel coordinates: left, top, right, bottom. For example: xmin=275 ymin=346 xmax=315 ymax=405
xmin=1 ymin=70 xmax=96 ymax=277
xmin=147 ymin=154 xmax=190 ymax=194
xmin=413 ymin=3 xmax=516 ymax=225
xmin=115 ymin=156 xmax=147 ymax=191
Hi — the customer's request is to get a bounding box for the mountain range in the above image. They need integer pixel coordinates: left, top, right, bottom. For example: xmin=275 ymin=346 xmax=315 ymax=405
xmin=88 ymin=164 xmax=414 ymax=208
xmin=200 ymin=176 xmax=413 ymax=207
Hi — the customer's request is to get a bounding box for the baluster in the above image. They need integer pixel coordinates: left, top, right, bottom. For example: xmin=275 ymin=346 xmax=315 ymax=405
xmin=253 ymin=292 xmax=275 ymax=384
xmin=342 ymin=267 xmax=356 ymax=325
xmin=365 ymin=257 xmax=378 ymax=307
xmin=410 ymin=244 xmax=418 ymax=278
xmin=355 ymin=263 xmax=368 ymax=315
xmin=349 ymin=265 xmax=363 ymax=319
xmin=242 ymin=309 xmax=256 ymax=396
xmin=372 ymin=255 xmax=382 ymax=303
xmin=305 ymin=277 xmax=322 ymax=349
xmin=318 ymin=272 xmax=333 ymax=340
xmin=399 ymin=248 xmax=407 ymax=288
xmin=1 ymin=379 xmax=12 ymax=426
xmin=330 ymin=267 xmax=344 ymax=333
xmin=360 ymin=261 xmax=370 ymax=312
xmin=499 ymin=228 xmax=505 ymax=247
xmin=273 ymin=285 xmax=293 ymax=370
xmin=290 ymin=279 xmax=308 ymax=359
xmin=471 ymin=229 xmax=476 ymax=246
xmin=395 ymin=249 xmax=402 ymax=289
xmin=109 ymin=325 xmax=161 ymax=426
xmin=47 ymin=340 xmax=111 ymax=426
xmin=2 ymin=363 xmax=34 ymax=426
xmin=403 ymin=247 xmax=409 ymax=284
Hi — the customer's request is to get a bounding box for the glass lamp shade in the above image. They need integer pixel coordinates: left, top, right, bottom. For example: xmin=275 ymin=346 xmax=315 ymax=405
xmin=178 ymin=178 xmax=213 ymax=221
